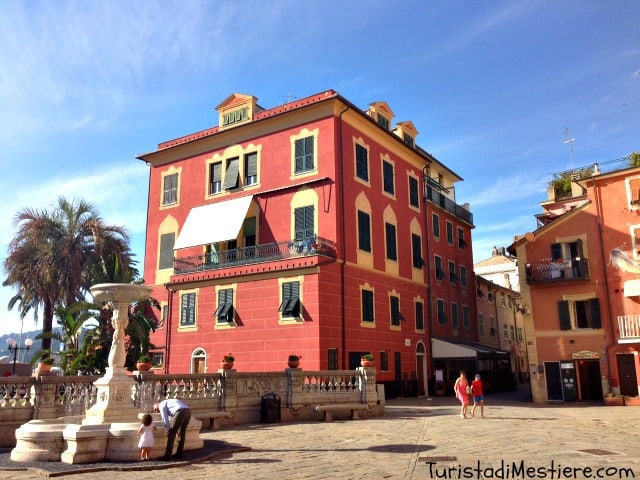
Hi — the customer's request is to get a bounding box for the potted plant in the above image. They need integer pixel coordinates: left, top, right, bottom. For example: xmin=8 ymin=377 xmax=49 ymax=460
xmin=38 ymin=357 xmax=55 ymax=374
xmin=623 ymin=395 xmax=640 ymax=406
xmin=287 ymin=354 xmax=301 ymax=368
xmin=221 ymin=353 xmax=235 ymax=369
xmin=136 ymin=355 xmax=152 ymax=371
xmin=360 ymin=353 xmax=374 ymax=368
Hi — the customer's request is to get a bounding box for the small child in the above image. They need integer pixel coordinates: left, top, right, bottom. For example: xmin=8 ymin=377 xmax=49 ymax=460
xmin=470 ymin=374 xmax=485 ymax=418
xmin=137 ymin=413 xmax=157 ymax=460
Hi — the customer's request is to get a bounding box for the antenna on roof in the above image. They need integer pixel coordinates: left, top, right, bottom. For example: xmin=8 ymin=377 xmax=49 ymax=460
xmin=562 ymin=127 xmax=575 ymax=170
xmin=283 ymin=92 xmax=298 ymax=104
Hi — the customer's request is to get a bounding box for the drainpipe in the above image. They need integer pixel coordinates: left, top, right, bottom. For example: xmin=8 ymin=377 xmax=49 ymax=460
xmin=422 ymin=167 xmax=434 ymax=395
xmin=593 ymin=176 xmax=615 ymax=393
xmin=164 ymin=284 xmax=173 ymax=374
xmin=338 ymin=103 xmax=350 ymax=368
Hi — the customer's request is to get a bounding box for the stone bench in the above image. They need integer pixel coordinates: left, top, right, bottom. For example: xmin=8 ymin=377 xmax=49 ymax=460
xmin=193 ymin=410 xmax=232 ymax=430
xmin=313 ymin=403 xmax=368 ymax=422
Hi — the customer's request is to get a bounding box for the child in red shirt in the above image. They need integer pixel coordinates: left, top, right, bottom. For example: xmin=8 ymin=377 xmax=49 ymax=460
xmin=470 ymin=374 xmax=485 ymax=418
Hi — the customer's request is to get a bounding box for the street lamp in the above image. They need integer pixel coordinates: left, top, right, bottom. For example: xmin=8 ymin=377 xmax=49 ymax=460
xmin=6 ymin=337 xmax=33 ymax=376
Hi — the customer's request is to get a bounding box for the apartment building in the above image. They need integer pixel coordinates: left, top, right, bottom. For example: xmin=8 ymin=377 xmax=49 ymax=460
xmin=510 ymin=157 xmax=640 ymax=402
xmin=136 ymin=90 xmax=475 ymax=397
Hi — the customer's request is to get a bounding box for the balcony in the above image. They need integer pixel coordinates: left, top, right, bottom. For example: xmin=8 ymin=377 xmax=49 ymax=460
xmin=174 ymin=236 xmax=337 ymax=275
xmin=525 ymin=257 xmax=589 ymax=284
xmin=618 ymin=315 xmax=640 ymax=343
xmin=425 ymin=186 xmax=473 ymax=226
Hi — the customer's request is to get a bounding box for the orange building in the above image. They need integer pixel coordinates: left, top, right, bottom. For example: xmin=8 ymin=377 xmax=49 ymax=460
xmin=137 ymin=90 xmax=475 ymax=397
xmin=511 ymin=157 xmax=640 ymax=402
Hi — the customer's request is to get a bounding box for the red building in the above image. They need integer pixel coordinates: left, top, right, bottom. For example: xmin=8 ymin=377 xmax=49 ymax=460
xmin=137 ymin=90 xmax=475 ymax=397
xmin=511 ymin=157 xmax=640 ymax=402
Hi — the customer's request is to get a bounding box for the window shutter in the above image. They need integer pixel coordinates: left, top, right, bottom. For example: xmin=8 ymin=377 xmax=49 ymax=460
xmin=385 ymin=223 xmax=397 ymax=260
xmin=412 ymin=233 xmax=422 ymax=268
xmin=159 ymin=233 xmax=175 ymax=270
xmin=575 ymin=238 xmax=584 ymax=258
xmin=589 ymin=298 xmax=601 ymax=328
xmin=245 ymin=153 xmax=257 ymax=177
xmin=223 ymin=158 xmax=240 ymax=190
xmin=357 ymin=210 xmax=371 ymax=252
xmin=356 ymin=144 xmax=368 ymax=181
xmin=558 ymin=300 xmax=571 ymax=330
xmin=295 ymin=137 xmax=314 ymax=172
xmin=294 ymin=206 xmax=314 ymax=241
xmin=212 ymin=162 xmax=222 ymax=182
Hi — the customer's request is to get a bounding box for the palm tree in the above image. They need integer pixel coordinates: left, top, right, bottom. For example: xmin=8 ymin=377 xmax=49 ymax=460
xmin=3 ymin=197 xmax=136 ymax=355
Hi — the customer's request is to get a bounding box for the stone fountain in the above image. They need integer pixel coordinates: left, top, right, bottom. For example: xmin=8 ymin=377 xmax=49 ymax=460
xmin=10 ymin=283 xmax=203 ymax=464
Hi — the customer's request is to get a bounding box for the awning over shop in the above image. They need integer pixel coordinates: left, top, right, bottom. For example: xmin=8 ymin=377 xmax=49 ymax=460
xmin=173 ymin=195 xmax=253 ymax=250
xmin=432 ymin=337 xmax=510 ymax=359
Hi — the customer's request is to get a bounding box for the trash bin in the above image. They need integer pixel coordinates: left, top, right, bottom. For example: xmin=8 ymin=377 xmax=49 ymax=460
xmin=261 ymin=392 xmax=281 ymax=423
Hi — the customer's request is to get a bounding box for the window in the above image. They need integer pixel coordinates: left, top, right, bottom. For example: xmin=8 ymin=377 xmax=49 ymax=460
xmin=151 ymin=351 xmax=164 ymax=368
xmin=412 ymin=233 xmax=423 ymax=268
xmin=503 ymin=324 xmax=509 ymax=340
xmin=379 ymin=351 xmax=389 ymax=371
xmin=383 ymin=160 xmax=395 ymax=195
xmin=489 ymin=316 xmax=496 ymax=336
xmin=451 ymin=303 xmax=459 ymax=327
xmin=358 ymin=210 xmax=371 ymax=252
xmin=478 ymin=312 xmax=485 ymax=335
xmin=158 ymin=233 xmax=175 ymax=270
xmin=409 ymin=176 xmax=419 ymax=208
xmin=551 ymin=239 xmax=584 ymax=278
xmin=517 ymin=327 xmax=523 ymax=343
xmin=361 ymin=289 xmax=374 ymax=323
xmin=279 ymin=281 xmax=300 ymax=318
xmin=437 ymin=299 xmax=447 ymax=324
xmin=161 ymin=304 xmax=168 ymax=328
xmin=558 ymin=298 xmax=601 ymax=330
xmin=214 ymin=288 xmax=234 ymax=323
xmin=462 ymin=306 xmax=469 ymax=328
xmin=446 ymin=221 xmax=454 ymax=244
xmin=432 ymin=213 xmax=440 ymax=238
xmin=377 ymin=115 xmax=389 ymax=130
xmin=415 ymin=301 xmax=424 ymax=330
xmin=448 ymin=260 xmax=457 ymax=284
xmin=501 ymin=292 xmax=506 ymax=307
xmin=244 ymin=152 xmax=258 ymax=186
xmin=628 ymin=176 xmax=640 ymax=208
xmin=510 ymin=325 xmax=515 ymax=341
xmin=162 ymin=173 xmax=178 ymax=205
xmin=390 ymin=295 xmax=402 ymax=326
xmin=460 ymin=266 xmax=467 ymax=288
xmin=403 ymin=133 xmax=414 ymax=148
xmin=209 ymin=162 xmax=222 ymax=194
xmin=294 ymin=136 xmax=314 ymax=173
xmin=328 ymin=348 xmax=338 ymax=370
xmin=458 ymin=227 xmax=466 ymax=249
xmin=356 ymin=144 xmax=369 ymax=181
xmin=180 ymin=293 xmax=196 ymax=327
xmin=294 ymin=205 xmax=315 ymax=240
xmin=385 ymin=223 xmax=397 ymax=261
xmin=435 ymin=255 xmax=444 ymax=281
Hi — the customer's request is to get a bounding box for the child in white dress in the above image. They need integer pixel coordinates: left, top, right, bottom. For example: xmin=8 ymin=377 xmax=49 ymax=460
xmin=137 ymin=413 xmax=157 ymax=460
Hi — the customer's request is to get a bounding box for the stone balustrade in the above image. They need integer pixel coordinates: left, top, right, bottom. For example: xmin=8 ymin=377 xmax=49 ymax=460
xmin=0 ymin=367 xmax=381 ymax=447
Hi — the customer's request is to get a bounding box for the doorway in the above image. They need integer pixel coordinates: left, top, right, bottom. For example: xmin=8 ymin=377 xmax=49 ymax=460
xmin=544 ymin=361 xmax=563 ymax=401
xmin=618 ymin=354 xmax=638 ymax=397
xmin=576 ymin=359 xmax=603 ymax=401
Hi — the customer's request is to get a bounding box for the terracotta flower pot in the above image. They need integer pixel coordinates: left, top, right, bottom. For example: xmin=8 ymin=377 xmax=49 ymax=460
xmin=136 ymin=362 xmax=152 ymax=371
xmin=37 ymin=363 xmax=52 ymax=374
xmin=287 ymin=359 xmax=300 ymax=368
xmin=360 ymin=359 xmax=374 ymax=368
xmin=220 ymin=361 xmax=234 ymax=369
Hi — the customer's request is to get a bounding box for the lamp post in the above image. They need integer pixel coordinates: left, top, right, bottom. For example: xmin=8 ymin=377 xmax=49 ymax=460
xmin=6 ymin=337 xmax=33 ymax=376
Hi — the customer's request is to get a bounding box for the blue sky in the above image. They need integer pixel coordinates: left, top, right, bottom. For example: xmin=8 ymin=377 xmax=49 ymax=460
xmin=1 ymin=1 xmax=639 ymax=336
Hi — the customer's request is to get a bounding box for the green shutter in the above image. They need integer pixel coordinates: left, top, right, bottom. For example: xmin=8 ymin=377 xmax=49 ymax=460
xmin=590 ymin=298 xmax=601 ymax=329
xmin=245 ymin=153 xmax=257 ymax=177
xmin=223 ymin=157 xmax=240 ymax=190
xmin=159 ymin=233 xmax=175 ymax=270
xmin=558 ymin=300 xmax=571 ymax=330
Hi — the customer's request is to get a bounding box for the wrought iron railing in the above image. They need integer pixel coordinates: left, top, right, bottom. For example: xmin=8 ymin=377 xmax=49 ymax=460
xmin=174 ymin=236 xmax=337 ymax=274
xmin=525 ymin=257 xmax=589 ymax=284
xmin=425 ymin=186 xmax=473 ymax=226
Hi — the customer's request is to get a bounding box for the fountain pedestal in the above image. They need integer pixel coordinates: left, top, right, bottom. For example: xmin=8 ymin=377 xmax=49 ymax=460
xmin=11 ymin=283 xmax=204 ymax=464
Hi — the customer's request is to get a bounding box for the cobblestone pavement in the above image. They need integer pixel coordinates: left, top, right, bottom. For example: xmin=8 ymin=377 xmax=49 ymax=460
xmin=3 ymin=387 xmax=640 ymax=479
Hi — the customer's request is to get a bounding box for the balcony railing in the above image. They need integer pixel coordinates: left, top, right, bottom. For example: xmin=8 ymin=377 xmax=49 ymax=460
xmin=525 ymin=257 xmax=589 ymax=284
xmin=174 ymin=236 xmax=337 ymax=274
xmin=425 ymin=186 xmax=473 ymax=226
xmin=618 ymin=315 xmax=640 ymax=341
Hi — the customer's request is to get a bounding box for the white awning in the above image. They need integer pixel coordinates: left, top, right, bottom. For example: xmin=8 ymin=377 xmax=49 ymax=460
xmin=174 ymin=195 xmax=253 ymax=250
xmin=432 ymin=338 xmax=477 ymax=359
